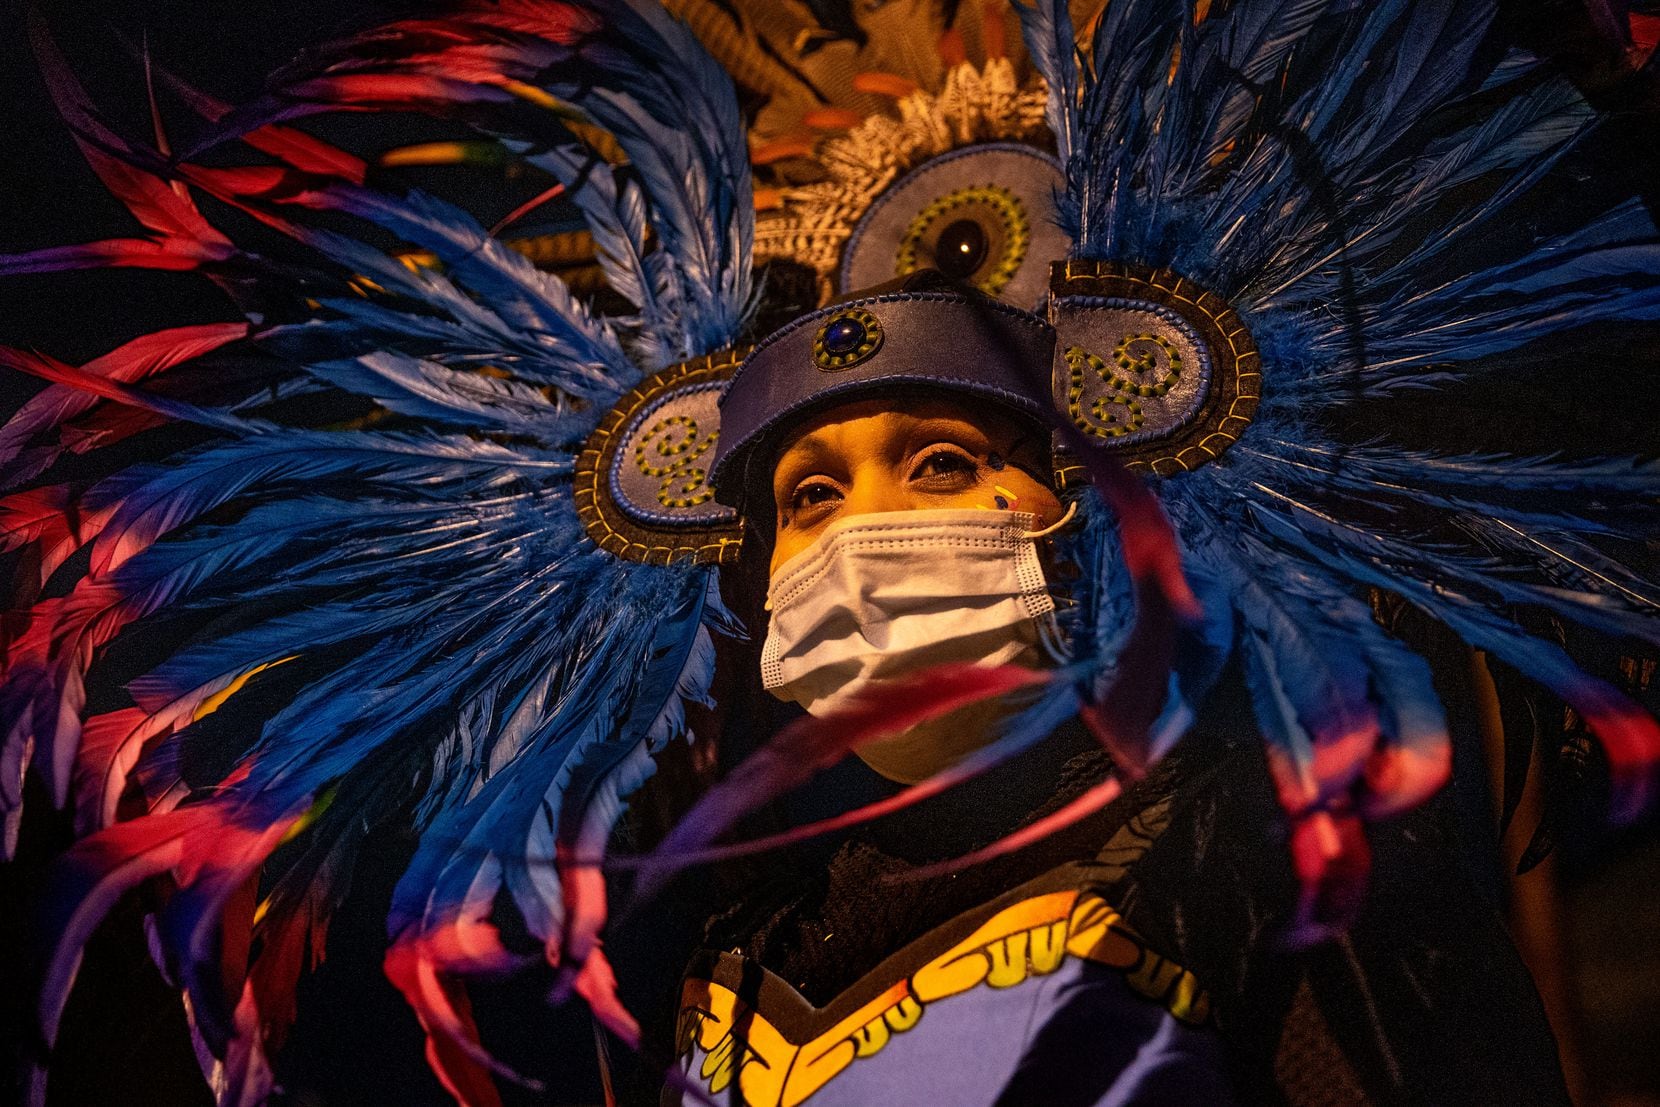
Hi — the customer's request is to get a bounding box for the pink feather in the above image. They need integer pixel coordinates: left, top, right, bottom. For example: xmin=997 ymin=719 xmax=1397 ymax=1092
xmin=72 ymin=707 xmax=156 ymax=831
xmin=0 ymin=239 xmax=224 ymax=276
xmin=1565 ymin=676 xmax=1660 ymax=825
xmin=38 ymin=792 xmax=303 ymax=1046
xmin=1281 ymin=808 xmax=1372 ymax=948
xmin=5 ymin=579 xmax=146 ymax=806
xmin=0 ymin=486 xmax=85 ymax=587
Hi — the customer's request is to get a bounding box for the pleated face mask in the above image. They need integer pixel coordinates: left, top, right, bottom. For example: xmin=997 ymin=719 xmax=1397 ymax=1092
xmin=760 ymin=508 xmax=1067 ymax=778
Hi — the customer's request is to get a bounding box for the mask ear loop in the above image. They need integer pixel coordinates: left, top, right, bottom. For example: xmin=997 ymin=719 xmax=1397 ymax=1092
xmin=1021 ymin=499 xmax=1077 ymax=540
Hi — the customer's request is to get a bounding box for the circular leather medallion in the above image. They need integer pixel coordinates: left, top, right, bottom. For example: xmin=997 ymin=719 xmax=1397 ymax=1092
xmin=1060 ymin=299 xmax=1212 ymax=446
xmin=575 ymin=350 xmax=749 ymax=565
xmin=1047 ymin=260 xmax=1260 ymax=481
xmin=839 ymin=143 xmax=1067 ymax=312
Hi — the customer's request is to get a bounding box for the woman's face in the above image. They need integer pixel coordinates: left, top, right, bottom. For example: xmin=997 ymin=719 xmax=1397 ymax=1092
xmin=768 ymin=395 xmax=1064 ymax=575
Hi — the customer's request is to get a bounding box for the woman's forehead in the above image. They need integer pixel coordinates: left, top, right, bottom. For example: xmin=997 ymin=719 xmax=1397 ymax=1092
xmin=770 ymin=395 xmax=1018 ymax=465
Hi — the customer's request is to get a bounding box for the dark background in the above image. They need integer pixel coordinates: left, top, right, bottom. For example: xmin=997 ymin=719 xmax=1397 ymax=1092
xmin=1 ymin=2 xmax=1658 ymax=1105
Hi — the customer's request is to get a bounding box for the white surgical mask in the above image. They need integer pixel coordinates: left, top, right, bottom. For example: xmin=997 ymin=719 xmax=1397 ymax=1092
xmin=761 ymin=507 xmax=1069 ymax=782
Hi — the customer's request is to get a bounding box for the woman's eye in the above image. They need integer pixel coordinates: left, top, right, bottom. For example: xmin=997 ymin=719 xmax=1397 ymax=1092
xmin=912 ymin=449 xmax=979 ymax=481
xmin=790 ymin=480 xmax=841 ymax=512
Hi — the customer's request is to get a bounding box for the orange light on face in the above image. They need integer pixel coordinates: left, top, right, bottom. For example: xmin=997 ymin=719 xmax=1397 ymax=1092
xmin=767 ymin=396 xmax=1062 ymax=576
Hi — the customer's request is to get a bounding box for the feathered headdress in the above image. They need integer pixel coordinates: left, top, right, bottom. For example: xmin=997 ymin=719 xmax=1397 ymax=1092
xmin=2 ymin=1 xmax=1659 ymax=1104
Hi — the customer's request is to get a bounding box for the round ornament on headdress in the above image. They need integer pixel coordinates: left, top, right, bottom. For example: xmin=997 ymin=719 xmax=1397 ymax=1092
xmin=1048 ymin=260 xmax=1260 ymax=481
xmin=812 ymin=308 xmax=884 ymax=370
xmin=894 ymin=182 xmax=1027 ymax=293
xmin=840 ymin=143 xmax=1067 ymax=311
xmin=576 ymin=350 xmax=749 ymax=565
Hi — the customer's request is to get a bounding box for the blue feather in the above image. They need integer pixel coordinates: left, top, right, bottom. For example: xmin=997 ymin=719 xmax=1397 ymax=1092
xmin=1185 ymin=502 xmax=1378 ymax=811
xmin=1252 ymin=500 xmax=1657 ymax=818
xmin=1233 ymin=440 xmax=1658 ymax=539
xmin=81 ymin=430 xmax=567 ymax=575
xmin=508 ymin=137 xmax=686 ymax=371
xmin=1240 ymin=478 xmax=1660 ymax=646
xmin=321 ymin=186 xmax=638 ymax=395
xmin=1012 ymin=0 xmax=1081 ymax=176
xmin=388 ymin=567 xmax=711 ymax=950
xmin=302 ymin=352 xmax=583 ymax=438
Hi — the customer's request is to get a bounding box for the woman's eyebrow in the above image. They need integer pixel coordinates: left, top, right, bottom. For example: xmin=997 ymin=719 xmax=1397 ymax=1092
xmin=903 ymin=417 xmax=984 ymax=442
xmin=898 ymin=420 xmax=993 ymax=461
xmin=775 ymin=433 xmax=840 ymax=470
xmin=771 ymin=435 xmax=842 ymax=497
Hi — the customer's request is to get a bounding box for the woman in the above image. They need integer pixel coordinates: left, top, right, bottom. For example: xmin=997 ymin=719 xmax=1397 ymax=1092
xmin=5 ymin=2 xmax=1656 ymax=1104
xmin=647 ymin=274 xmax=1569 ymax=1106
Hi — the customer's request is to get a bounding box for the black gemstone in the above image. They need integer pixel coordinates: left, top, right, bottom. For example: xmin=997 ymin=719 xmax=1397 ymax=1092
xmin=822 ymin=317 xmax=867 ymax=355
xmin=935 ymin=218 xmax=988 ymax=279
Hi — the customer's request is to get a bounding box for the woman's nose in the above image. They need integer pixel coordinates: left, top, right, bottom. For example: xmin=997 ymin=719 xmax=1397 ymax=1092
xmin=839 ymin=465 xmax=915 ymax=517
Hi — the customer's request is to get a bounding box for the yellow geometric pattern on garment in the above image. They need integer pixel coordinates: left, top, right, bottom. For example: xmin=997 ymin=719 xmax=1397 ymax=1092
xmin=676 ymin=889 xmax=1210 ymax=1107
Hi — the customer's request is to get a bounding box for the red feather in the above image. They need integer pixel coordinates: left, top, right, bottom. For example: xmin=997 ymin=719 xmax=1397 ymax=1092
xmin=138 ymin=57 xmax=368 ymax=183
xmin=385 ymin=920 xmax=537 ymax=1107
xmin=58 ymin=404 xmax=169 ymax=457
xmin=0 ymin=323 xmax=249 ymax=474
xmin=635 ymin=663 xmax=1050 ymax=903
xmin=0 ymin=485 xmax=78 ymax=573
xmin=30 ymin=16 xmax=229 ymax=252
xmin=39 ymin=811 xmax=197 ymax=1043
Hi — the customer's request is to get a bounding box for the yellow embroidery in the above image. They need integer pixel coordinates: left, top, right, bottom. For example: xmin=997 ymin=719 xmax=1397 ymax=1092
xmin=633 ymin=414 xmax=716 ymax=508
xmin=893 ymin=184 xmax=1030 ymax=297
xmin=1049 ymin=261 xmax=1261 ymax=479
xmin=1065 ymin=333 xmax=1184 ymax=440
xmin=1030 ymin=918 xmax=1069 ymax=975
xmin=678 ymin=982 xmax=797 ymax=1105
xmin=883 ymin=994 xmax=922 ymax=1032
xmin=786 ymin=982 xmax=910 ymax=1106
xmin=1067 ymin=892 xmax=1212 ymax=1025
xmin=678 ymin=888 xmax=1211 ymax=1106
